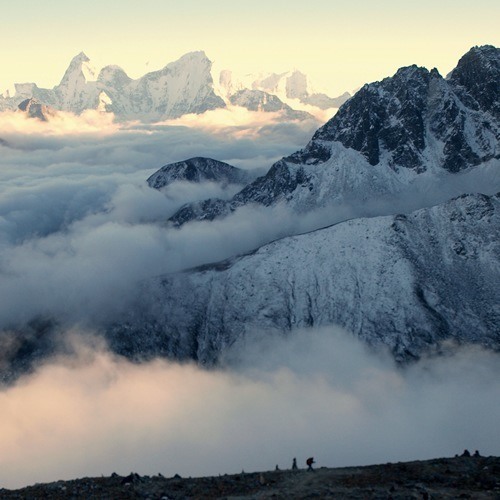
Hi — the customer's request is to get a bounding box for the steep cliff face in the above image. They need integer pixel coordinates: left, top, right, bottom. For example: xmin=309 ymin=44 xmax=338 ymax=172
xmin=170 ymin=46 xmax=499 ymax=226
xmin=110 ymin=193 xmax=500 ymax=364
xmin=53 ymin=52 xmax=100 ymax=113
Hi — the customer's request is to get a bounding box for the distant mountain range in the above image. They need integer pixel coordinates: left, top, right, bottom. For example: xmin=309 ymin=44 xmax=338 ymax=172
xmin=0 ymin=51 xmax=349 ymax=122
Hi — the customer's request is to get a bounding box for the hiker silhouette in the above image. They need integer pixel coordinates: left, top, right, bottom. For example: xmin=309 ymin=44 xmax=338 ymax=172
xmin=306 ymin=457 xmax=315 ymax=471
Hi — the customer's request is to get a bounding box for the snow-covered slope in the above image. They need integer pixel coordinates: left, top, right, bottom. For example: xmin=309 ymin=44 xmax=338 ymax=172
xmin=109 ymin=193 xmax=500 ymax=364
xmin=170 ymin=45 xmax=500 ymax=226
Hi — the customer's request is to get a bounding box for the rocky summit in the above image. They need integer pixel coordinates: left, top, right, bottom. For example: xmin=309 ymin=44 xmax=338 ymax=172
xmin=449 ymin=45 xmax=500 ymax=121
xmin=17 ymin=98 xmax=58 ymax=121
xmin=147 ymin=157 xmax=256 ymax=191
xmin=1 ymin=455 xmax=499 ymax=499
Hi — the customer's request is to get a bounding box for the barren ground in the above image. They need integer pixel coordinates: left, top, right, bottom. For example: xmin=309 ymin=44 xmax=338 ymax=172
xmin=1 ymin=455 xmax=499 ymax=499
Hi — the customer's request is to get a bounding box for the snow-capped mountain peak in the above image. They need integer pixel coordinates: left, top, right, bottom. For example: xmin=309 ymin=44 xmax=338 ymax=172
xmin=59 ymin=52 xmax=97 ymax=85
xmin=53 ymin=52 xmax=99 ymax=112
xmin=97 ymin=65 xmax=131 ymax=87
xmin=96 ymin=50 xmax=225 ymax=120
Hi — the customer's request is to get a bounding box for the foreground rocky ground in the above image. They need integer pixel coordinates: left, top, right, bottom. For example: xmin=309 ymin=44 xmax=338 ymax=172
xmin=2 ymin=455 xmax=499 ymax=499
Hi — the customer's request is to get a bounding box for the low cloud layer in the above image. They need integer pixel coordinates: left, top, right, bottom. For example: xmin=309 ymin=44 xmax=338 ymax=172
xmin=0 ymin=327 xmax=498 ymax=489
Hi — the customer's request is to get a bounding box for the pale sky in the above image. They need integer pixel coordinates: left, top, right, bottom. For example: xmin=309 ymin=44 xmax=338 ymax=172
xmin=1 ymin=0 xmax=499 ymax=95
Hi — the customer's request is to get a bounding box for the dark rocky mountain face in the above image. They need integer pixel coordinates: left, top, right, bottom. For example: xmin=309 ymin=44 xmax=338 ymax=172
xmin=449 ymin=45 xmax=500 ymax=120
xmin=168 ymin=159 xmax=301 ymax=226
xmin=148 ymin=158 xmax=258 ymax=227
xmin=290 ymin=61 xmax=498 ymax=172
xmin=18 ymin=98 xmax=57 ymax=121
xmin=169 ymin=198 xmax=233 ymax=227
xmin=293 ymin=66 xmax=433 ymax=170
